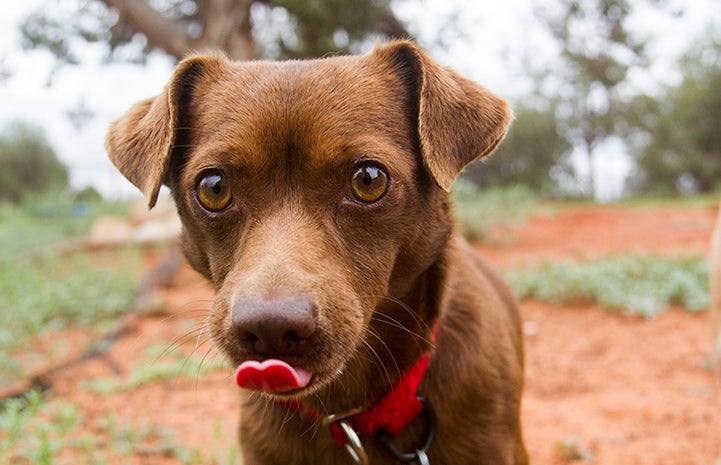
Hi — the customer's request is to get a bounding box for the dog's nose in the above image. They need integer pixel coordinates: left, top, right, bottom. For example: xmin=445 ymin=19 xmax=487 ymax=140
xmin=232 ymin=297 xmax=317 ymax=355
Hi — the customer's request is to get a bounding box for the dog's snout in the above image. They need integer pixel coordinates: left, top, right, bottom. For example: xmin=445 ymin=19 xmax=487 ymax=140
xmin=232 ymin=297 xmax=317 ymax=355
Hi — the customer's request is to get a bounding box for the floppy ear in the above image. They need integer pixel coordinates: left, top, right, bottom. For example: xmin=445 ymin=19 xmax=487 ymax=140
xmin=375 ymin=41 xmax=513 ymax=191
xmin=105 ymin=54 xmax=226 ymax=208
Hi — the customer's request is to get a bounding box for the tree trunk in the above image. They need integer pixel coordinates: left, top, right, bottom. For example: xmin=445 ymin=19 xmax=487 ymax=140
xmin=101 ymin=0 xmax=256 ymax=61
xmin=194 ymin=0 xmax=256 ymax=61
xmin=102 ymin=0 xmax=192 ymax=60
xmin=584 ymin=136 xmax=596 ymax=199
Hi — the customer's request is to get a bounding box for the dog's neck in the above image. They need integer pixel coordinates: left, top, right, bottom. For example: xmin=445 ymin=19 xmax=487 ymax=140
xmin=318 ymin=251 xmax=447 ymax=415
xmin=278 ymin=321 xmax=438 ymax=456
xmin=270 ymin=246 xmax=450 ymax=425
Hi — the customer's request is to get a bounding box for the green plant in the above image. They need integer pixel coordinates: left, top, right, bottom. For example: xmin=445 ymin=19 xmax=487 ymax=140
xmin=0 ymin=389 xmax=221 ymax=464
xmin=0 ymin=197 xmax=129 ymax=262
xmin=0 ymin=389 xmax=44 ymax=456
xmin=507 ymin=254 xmax=709 ymax=318
xmin=451 ymin=180 xmax=538 ymax=243
xmin=0 ymin=252 xmax=139 ymax=349
xmin=556 ymin=436 xmax=595 ymax=463
xmin=0 ymin=389 xmax=79 ymax=465
xmin=462 ymin=104 xmax=573 ymax=194
xmin=0 ymin=197 xmax=137 ymax=381
xmin=83 ymin=345 xmax=226 ymax=394
xmin=0 ymin=121 xmax=68 ymax=204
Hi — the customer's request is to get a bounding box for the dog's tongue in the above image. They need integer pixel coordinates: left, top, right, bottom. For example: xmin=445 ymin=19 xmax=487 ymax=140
xmin=234 ymin=360 xmax=311 ymax=394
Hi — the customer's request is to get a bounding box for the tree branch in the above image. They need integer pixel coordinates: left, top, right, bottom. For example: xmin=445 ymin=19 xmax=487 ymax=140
xmin=194 ymin=0 xmax=255 ymax=60
xmin=101 ymin=0 xmax=193 ymax=60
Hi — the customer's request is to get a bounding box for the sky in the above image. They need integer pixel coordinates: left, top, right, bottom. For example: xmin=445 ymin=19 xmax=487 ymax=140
xmin=0 ymin=0 xmax=719 ymax=200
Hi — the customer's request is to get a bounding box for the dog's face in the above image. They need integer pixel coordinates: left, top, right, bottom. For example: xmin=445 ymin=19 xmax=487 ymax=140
xmin=106 ymin=41 xmax=511 ymax=404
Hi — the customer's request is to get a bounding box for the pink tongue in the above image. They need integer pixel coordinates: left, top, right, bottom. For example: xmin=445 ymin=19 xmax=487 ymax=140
xmin=235 ymin=359 xmax=311 ymax=394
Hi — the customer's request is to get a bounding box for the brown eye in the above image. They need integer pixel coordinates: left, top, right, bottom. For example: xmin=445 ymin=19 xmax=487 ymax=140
xmin=351 ymin=164 xmax=389 ymax=203
xmin=196 ymin=171 xmax=232 ymax=212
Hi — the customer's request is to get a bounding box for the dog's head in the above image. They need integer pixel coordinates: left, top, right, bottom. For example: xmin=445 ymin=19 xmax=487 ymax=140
xmin=106 ymin=41 xmax=511 ymax=406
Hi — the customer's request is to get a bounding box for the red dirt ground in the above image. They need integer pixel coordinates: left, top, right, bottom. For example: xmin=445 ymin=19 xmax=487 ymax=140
xmin=36 ymin=204 xmax=721 ymax=464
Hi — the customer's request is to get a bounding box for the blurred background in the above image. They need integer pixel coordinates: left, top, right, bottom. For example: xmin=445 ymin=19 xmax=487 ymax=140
xmin=1 ymin=1 xmax=720 ymax=464
xmin=1 ymin=0 xmax=720 ymax=202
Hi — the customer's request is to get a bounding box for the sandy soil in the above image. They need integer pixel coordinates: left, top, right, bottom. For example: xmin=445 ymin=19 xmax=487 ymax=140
xmin=25 ymin=203 xmax=721 ymax=464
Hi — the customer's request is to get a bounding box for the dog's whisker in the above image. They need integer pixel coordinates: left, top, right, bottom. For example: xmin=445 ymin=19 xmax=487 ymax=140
xmin=161 ymin=325 xmax=211 ymax=359
xmin=380 ymin=295 xmax=434 ymax=335
xmin=308 ymin=392 xmax=330 ymax=440
xmin=363 ymin=331 xmax=402 ymax=389
xmin=371 ymin=311 xmax=434 ymax=349
xmin=170 ymin=331 xmax=216 ymax=384
xmin=279 ymin=401 xmax=298 ymax=433
xmin=355 ymin=292 xmax=432 ymax=339
xmin=150 ymin=306 xmax=213 ymax=330
xmin=193 ymin=318 xmax=211 ymax=359
xmin=193 ymin=344 xmax=221 ymax=387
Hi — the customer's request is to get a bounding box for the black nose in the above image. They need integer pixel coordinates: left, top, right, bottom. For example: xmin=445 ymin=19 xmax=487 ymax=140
xmin=232 ymin=297 xmax=317 ymax=355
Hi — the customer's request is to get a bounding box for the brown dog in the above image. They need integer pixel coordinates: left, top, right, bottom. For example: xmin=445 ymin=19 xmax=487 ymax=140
xmin=106 ymin=40 xmax=527 ymax=465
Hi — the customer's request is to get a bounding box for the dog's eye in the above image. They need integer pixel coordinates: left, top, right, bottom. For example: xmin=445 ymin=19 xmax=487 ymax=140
xmin=351 ymin=164 xmax=389 ymax=203
xmin=196 ymin=171 xmax=232 ymax=212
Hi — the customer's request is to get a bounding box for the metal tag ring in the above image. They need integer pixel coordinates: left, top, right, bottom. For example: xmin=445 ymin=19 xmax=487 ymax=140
xmin=378 ymin=397 xmax=437 ymax=463
xmin=338 ymin=420 xmax=369 ymax=465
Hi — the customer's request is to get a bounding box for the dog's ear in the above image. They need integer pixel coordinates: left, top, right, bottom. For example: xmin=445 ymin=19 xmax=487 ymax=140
xmin=375 ymin=41 xmax=513 ymax=191
xmin=105 ymin=54 xmax=226 ymax=208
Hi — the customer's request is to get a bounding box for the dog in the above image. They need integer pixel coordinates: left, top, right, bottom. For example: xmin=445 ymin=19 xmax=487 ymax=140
xmin=711 ymin=203 xmax=721 ymax=377
xmin=106 ymin=40 xmax=527 ymax=465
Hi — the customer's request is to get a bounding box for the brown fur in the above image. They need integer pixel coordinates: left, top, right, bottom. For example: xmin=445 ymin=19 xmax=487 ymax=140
xmin=106 ymin=41 xmax=527 ymax=464
xmin=710 ymin=203 xmax=721 ymax=377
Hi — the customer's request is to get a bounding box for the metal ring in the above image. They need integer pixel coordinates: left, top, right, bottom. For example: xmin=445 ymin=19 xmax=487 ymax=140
xmin=415 ymin=449 xmax=430 ymax=465
xmin=339 ymin=420 xmax=369 ymax=465
xmin=378 ymin=397 xmax=437 ymax=463
xmin=322 ymin=407 xmax=364 ymax=427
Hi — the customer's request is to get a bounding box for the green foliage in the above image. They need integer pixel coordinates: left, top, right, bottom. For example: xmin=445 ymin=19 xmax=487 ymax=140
xmin=21 ymin=0 xmax=410 ymax=64
xmin=451 ymin=180 xmax=538 ymax=243
xmin=84 ymin=345 xmax=225 ymax=394
xmin=0 ymin=389 xmax=234 ymax=464
xmin=0 ymin=196 xmax=128 ymax=261
xmin=507 ymin=254 xmax=709 ymax=318
xmin=261 ymin=0 xmax=407 ymax=58
xmin=614 ymin=191 xmax=721 ymax=209
xmin=0 ymin=390 xmax=78 ymax=465
xmin=0 ymin=122 xmax=68 ymax=204
xmin=626 ymin=35 xmax=721 ymax=195
xmin=73 ymin=187 xmax=102 ymax=203
xmin=463 ymin=104 xmax=573 ymax=193
xmin=0 ymin=253 xmax=139 ymax=349
xmin=555 ymin=437 xmax=595 ymax=463
xmin=0 ymin=198 xmax=137 ymax=380
xmin=537 ymin=0 xmax=653 ymax=196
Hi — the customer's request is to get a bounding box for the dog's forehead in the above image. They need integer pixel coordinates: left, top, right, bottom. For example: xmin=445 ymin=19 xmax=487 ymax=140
xmin=195 ymin=56 xmax=411 ymax=146
xmin=183 ymin=54 xmax=417 ymax=179
xmin=225 ymin=54 xmax=401 ymax=107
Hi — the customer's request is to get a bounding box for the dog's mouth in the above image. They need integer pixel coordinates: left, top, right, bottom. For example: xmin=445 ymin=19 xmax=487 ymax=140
xmin=216 ymin=292 xmax=367 ymax=398
xmin=234 ymin=359 xmax=313 ymax=394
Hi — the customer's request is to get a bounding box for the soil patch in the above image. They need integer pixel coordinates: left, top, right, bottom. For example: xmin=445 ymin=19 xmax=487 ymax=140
xmin=24 ymin=204 xmax=721 ymax=464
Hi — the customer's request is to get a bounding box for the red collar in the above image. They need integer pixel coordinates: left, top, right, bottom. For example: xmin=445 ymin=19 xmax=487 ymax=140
xmin=283 ymin=320 xmax=439 ymax=449
xmin=326 ymin=352 xmax=431 ymax=445
xmin=283 ymin=352 xmax=431 ymax=446
xmin=283 ymin=319 xmax=437 ymax=448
